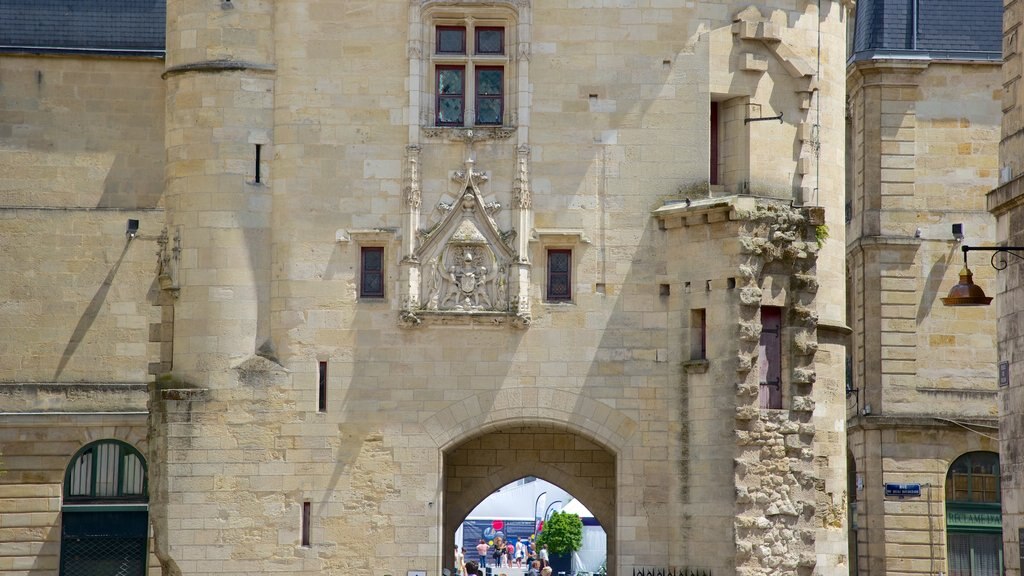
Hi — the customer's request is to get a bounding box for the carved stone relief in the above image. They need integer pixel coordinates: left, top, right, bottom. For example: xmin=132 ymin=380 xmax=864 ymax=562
xmin=400 ymin=155 xmax=527 ymax=327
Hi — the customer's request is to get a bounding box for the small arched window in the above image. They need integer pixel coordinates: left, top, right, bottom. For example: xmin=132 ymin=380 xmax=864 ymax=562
xmin=64 ymin=440 xmax=147 ymax=502
xmin=946 ymin=451 xmax=1000 ymax=504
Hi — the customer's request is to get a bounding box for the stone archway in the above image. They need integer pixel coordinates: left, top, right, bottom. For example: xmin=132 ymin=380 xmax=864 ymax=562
xmin=443 ymin=423 xmax=617 ymax=576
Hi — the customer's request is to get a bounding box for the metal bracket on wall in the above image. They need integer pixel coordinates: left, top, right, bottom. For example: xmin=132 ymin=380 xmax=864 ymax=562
xmin=744 ymin=112 xmax=784 ymax=124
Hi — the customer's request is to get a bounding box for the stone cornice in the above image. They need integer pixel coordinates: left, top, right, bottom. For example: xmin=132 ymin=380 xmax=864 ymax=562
xmin=846 ymin=234 xmax=922 ymax=255
xmin=847 ymin=413 xmax=999 ymax=433
xmin=162 ymin=59 xmax=276 ymax=79
xmin=987 ymin=173 xmax=1024 ymax=217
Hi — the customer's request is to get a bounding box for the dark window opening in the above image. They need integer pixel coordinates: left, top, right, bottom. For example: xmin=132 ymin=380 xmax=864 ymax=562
xmin=317 ymin=361 xmax=328 ymax=412
xmin=758 ymin=306 xmax=782 ymax=409
xmin=436 ymin=66 xmax=466 ymax=126
xmin=710 ymin=102 xmax=720 ymax=186
xmin=254 ymin=144 xmax=262 ymax=183
xmin=547 ymin=249 xmax=572 ymax=302
xmin=475 ymin=27 xmax=504 ymax=54
xmin=360 ymin=247 xmax=385 ymax=299
xmin=690 ymin=309 xmax=706 ymax=360
xmin=437 ymin=26 xmax=466 ymax=54
xmin=475 ymin=67 xmax=503 ymax=125
xmin=301 ymin=501 xmax=311 ymax=547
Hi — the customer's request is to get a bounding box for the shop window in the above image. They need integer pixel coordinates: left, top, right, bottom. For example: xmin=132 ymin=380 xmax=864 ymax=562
xmin=61 ymin=440 xmax=148 ymax=576
xmin=946 ymin=451 xmax=1003 ymax=576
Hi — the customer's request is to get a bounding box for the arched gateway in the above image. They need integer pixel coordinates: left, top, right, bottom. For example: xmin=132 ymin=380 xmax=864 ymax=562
xmin=442 ymin=423 xmax=617 ymax=575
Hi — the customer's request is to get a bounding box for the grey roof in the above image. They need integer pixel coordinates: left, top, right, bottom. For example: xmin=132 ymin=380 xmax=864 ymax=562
xmin=851 ymin=0 xmax=1001 ymax=62
xmin=0 ymin=0 xmax=165 ymax=56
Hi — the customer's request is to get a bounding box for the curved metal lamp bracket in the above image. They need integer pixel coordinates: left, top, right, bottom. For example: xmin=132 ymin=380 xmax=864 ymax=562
xmin=963 ymin=245 xmax=1024 ymax=271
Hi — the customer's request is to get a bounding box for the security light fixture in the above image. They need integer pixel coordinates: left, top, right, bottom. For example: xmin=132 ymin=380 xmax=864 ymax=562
xmin=942 ymin=245 xmax=1024 ymax=307
xmin=952 ymin=223 xmax=964 ymax=241
xmin=126 ymin=219 xmax=140 ymax=239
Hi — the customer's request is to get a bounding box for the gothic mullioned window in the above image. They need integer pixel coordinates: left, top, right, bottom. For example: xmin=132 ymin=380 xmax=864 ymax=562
xmin=430 ymin=19 xmax=509 ymax=126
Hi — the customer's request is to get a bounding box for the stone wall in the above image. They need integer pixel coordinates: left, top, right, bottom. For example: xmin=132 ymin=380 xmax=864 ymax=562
xmin=0 ymin=413 xmax=152 ymax=575
xmin=0 ymin=52 xmax=165 ymax=576
xmin=0 ymin=1 xmax=852 ymax=575
xmin=846 ymin=54 xmax=1002 ymax=576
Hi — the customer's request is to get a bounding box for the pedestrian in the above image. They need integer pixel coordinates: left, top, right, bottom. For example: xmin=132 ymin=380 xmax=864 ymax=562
xmin=493 ymin=537 xmax=505 ymax=568
xmin=514 ymin=538 xmax=526 ymax=568
xmin=527 ymin=560 xmax=541 ymax=576
xmin=466 ymin=561 xmax=481 ymax=576
xmin=505 ymin=540 xmax=514 ymax=567
xmin=539 ymin=544 xmax=549 ymax=568
xmin=476 ymin=539 xmax=489 ymax=568
xmin=541 ymin=567 xmax=552 ymax=576
xmin=455 ymin=545 xmax=465 ymax=576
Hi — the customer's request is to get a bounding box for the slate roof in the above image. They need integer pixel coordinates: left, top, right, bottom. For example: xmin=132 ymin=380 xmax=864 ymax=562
xmin=851 ymin=0 xmax=1001 ymax=62
xmin=0 ymin=0 xmax=165 ymax=56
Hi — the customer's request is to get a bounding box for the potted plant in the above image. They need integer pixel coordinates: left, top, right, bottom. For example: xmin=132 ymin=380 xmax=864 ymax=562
xmin=535 ymin=511 xmax=583 ymax=576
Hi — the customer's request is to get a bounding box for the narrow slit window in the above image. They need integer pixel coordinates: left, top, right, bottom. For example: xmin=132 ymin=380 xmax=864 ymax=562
xmin=710 ymin=102 xmax=720 ymax=185
xmin=301 ymin=501 xmax=311 ymax=547
xmin=360 ymin=247 xmax=385 ymax=299
xmin=690 ymin=309 xmax=706 ymax=360
xmin=254 ymin=144 xmax=262 ymax=183
xmin=317 ymin=361 xmax=327 ymax=412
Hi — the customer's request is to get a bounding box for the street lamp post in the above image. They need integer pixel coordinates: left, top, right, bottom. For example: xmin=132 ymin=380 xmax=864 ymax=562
xmin=533 ymin=491 xmax=547 ymax=533
xmin=544 ymin=500 xmax=563 ymax=520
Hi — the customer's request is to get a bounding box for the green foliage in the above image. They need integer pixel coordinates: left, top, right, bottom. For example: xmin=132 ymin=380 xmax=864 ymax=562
xmin=815 ymin=224 xmax=830 ymax=248
xmin=535 ymin=511 xmax=583 ymax=556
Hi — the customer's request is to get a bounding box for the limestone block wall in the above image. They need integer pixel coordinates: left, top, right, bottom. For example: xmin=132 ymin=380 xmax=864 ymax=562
xmin=993 ymin=3 xmax=1024 ymax=575
xmin=847 ymin=424 xmax=999 ymax=576
xmin=658 ymin=197 xmax=846 ymax=576
xmin=149 ymin=1 xmax=850 ymax=576
xmin=846 ymin=60 xmax=1000 ymax=418
xmin=164 ymin=0 xmax=277 ymax=384
xmin=0 ymin=49 xmax=165 ymax=576
xmin=991 ymin=191 xmax=1024 ymax=576
xmin=0 ymin=413 xmax=152 ymax=576
xmin=0 ymin=56 xmax=165 ymax=383
xmin=1002 ymin=0 xmax=1024 ymax=179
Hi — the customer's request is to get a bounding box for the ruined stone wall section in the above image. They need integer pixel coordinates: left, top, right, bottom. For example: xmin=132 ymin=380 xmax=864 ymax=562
xmin=733 ymin=201 xmax=823 ymax=576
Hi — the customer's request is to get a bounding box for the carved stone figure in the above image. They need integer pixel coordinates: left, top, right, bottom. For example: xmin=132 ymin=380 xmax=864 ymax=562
xmin=443 ymin=251 xmax=491 ymax=309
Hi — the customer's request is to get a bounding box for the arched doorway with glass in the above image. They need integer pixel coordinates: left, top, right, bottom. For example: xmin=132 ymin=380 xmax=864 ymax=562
xmin=945 ymin=451 xmax=1002 ymax=576
xmin=60 ymin=439 xmax=149 ymax=576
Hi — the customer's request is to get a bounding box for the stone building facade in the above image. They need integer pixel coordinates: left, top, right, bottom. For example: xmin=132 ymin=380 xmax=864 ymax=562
xmin=991 ymin=1 xmax=1024 ymax=575
xmin=1 ymin=1 xmax=851 ymax=575
xmin=845 ymin=1 xmax=1004 ymax=575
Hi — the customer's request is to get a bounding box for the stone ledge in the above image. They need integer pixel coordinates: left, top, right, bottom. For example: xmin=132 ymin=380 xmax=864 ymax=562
xmin=682 ymin=359 xmax=709 ymax=374
xmin=160 ymin=388 xmax=211 ymax=402
xmin=0 ymin=382 xmax=149 ymax=413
